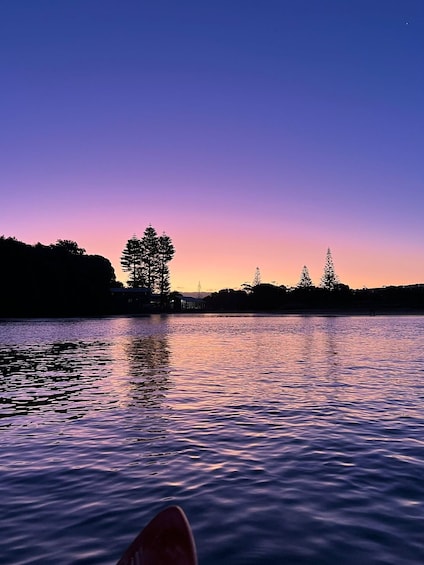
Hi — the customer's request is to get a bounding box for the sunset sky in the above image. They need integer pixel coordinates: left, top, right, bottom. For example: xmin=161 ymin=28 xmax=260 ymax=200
xmin=1 ymin=1 xmax=423 ymax=292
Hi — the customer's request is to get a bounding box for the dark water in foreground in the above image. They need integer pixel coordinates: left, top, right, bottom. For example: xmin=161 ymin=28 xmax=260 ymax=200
xmin=1 ymin=314 xmax=423 ymax=565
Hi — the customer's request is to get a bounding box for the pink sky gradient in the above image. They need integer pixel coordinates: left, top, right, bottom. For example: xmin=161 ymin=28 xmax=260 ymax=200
xmin=1 ymin=1 xmax=423 ymax=293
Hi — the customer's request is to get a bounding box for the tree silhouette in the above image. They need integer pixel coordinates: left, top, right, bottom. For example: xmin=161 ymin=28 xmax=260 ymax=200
xmin=140 ymin=226 xmax=159 ymax=290
xmin=252 ymin=267 xmax=261 ymax=287
xmin=320 ymin=248 xmax=339 ymax=290
xmin=297 ymin=265 xmax=313 ymax=288
xmin=53 ymin=239 xmax=86 ymax=255
xmin=121 ymin=227 xmax=175 ymax=303
xmin=156 ymin=233 xmax=175 ymax=305
xmin=121 ymin=235 xmax=142 ymax=287
xmin=0 ymin=236 xmax=116 ymax=316
xmin=251 ymin=283 xmax=286 ymax=310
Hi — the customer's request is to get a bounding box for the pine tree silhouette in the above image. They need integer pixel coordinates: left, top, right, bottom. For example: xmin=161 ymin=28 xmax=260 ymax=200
xmin=252 ymin=267 xmax=261 ymax=287
xmin=320 ymin=248 xmax=339 ymax=290
xmin=297 ymin=265 xmax=313 ymax=288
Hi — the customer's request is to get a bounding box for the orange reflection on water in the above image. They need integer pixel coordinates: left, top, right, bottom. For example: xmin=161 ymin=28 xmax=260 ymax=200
xmin=104 ymin=314 xmax=423 ymax=427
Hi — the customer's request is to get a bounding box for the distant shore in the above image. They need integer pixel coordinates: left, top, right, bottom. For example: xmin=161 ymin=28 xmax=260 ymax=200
xmin=2 ymin=308 xmax=424 ymax=321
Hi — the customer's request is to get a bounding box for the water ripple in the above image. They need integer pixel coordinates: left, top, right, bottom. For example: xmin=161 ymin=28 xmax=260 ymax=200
xmin=0 ymin=315 xmax=424 ymax=564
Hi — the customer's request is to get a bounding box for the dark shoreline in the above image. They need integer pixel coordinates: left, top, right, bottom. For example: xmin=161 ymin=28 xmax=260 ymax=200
xmin=2 ymin=308 xmax=424 ymax=321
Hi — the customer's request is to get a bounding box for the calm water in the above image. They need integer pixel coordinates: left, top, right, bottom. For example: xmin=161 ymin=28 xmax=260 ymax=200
xmin=1 ymin=314 xmax=424 ymax=565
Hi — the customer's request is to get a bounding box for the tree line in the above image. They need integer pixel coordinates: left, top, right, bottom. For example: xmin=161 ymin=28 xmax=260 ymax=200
xmin=1 ymin=234 xmax=422 ymax=316
xmin=0 ymin=237 xmax=116 ymax=316
xmin=244 ymin=248 xmax=343 ymax=293
xmin=203 ymin=283 xmax=424 ymax=313
xmin=202 ymin=249 xmax=424 ymax=312
xmin=0 ymin=226 xmax=176 ymax=316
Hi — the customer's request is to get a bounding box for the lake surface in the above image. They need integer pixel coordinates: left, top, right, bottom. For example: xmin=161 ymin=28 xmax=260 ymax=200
xmin=1 ymin=314 xmax=424 ymax=565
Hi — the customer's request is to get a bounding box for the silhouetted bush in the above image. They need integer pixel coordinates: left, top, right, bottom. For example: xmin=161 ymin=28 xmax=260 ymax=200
xmin=250 ymin=283 xmax=287 ymax=310
xmin=203 ymin=289 xmax=249 ymax=311
xmin=0 ymin=236 xmax=116 ymax=316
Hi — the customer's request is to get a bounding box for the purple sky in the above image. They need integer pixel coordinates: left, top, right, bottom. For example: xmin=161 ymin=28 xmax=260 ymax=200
xmin=1 ymin=1 xmax=423 ymax=291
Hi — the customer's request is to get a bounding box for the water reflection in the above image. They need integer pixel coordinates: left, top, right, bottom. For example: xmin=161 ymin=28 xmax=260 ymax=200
xmin=124 ymin=335 xmax=171 ymax=408
xmin=1 ymin=316 xmax=424 ymax=565
xmin=0 ymin=340 xmax=111 ymax=422
xmin=294 ymin=317 xmax=363 ymax=414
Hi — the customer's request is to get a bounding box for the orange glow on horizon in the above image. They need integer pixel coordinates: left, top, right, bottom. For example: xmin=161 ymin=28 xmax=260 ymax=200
xmin=4 ymin=208 xmax=423 ymax=294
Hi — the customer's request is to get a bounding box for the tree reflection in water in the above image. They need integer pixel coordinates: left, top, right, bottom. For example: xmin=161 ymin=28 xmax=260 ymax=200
xmin=124 ymin=336 xmax=171 ymax=409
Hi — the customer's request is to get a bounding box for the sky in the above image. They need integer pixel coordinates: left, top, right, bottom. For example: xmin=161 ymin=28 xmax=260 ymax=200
xmin=1 ymin=0 xmax=423 ymax=293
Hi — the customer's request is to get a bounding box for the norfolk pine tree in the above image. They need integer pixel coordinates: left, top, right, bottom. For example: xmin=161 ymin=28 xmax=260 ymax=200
xmin=320 ymin=248 xmax=339 ymax=291
xmin=297 ymin=265 xmax=313 ymax=288
xmin=252 ymin=267 xmax=261 ymax=287
xmin=140 ymin=226 xmax=159 ymax=290
xmin=156 ymin=233 xmax=175 ymax=305
xmin=121 ymin=226 xmax=175 ymax=303
xmin=120 ymin=236 xmax=142 ymax=287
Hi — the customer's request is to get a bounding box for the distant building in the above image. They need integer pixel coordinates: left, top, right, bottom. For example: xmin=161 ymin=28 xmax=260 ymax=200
xmin=181 ymin=296 xmax=206 ymax=310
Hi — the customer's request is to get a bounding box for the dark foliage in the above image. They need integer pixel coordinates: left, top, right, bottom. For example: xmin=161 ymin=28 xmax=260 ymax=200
xmin=203 ymin=289 xmax=250 ymax=311
xmin=250 ymin=283 xmax=287 ymax=310
xmin=0 ymin=236 xmax=117 ymax=316
xmin=203 ymin=282 xmax=424 ymax=313
xmin=203 ymin=284 xmax=287 ymax=311
xmin=120 ymin=227 xmax=175 ymax=309
xmin=353 ymin=285 xmax=424 ymax=312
